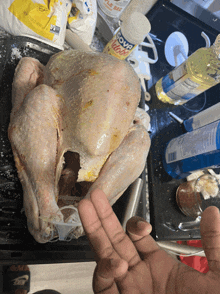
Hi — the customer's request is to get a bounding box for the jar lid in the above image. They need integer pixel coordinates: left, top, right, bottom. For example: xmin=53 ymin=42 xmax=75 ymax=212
xmin=121 ymin=12 xmax=151 ymax=45
xmin=213 ymin=34 xmax=220 ymax=58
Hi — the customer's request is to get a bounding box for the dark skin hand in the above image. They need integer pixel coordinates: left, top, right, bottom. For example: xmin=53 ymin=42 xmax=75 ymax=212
xmin=78 ymin=189 xmax=220 ymax=294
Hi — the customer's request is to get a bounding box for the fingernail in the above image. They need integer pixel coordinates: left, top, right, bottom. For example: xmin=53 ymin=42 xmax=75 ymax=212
xmin=137 ymin=220 xmax=147 ymax=229
xmin=137 ymin=220 xmax=152 ymax=233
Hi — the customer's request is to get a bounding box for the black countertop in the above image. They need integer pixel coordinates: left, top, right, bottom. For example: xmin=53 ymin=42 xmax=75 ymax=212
xmin=145 ymin=0 xmax=220 ymax=241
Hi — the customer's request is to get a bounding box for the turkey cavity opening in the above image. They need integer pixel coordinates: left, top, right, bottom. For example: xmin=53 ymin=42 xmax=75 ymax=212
xmin=58 ymin=151 xmax=92 ymax=208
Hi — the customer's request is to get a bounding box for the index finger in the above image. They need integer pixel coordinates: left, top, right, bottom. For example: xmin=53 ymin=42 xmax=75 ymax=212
xmin=89 ymin=189 xmax=141 ymax=267
xmin=78 ymin=194 xmax=119 ymax=261
xmin=200 ymin=206 xmax=220 ymax=272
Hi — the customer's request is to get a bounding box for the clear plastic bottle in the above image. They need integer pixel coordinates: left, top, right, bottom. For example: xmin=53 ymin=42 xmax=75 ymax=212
xmin=155 ymin=34 xmax=220 ymax=105
xmin=163 ymin=120 xmax=220 ymax=179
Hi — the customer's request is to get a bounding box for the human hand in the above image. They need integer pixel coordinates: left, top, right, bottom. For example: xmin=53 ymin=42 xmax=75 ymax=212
xmin=78 ymin=189 xmax=220 ymax=294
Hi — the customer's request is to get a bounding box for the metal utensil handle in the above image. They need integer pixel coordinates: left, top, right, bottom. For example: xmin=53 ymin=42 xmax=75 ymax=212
xmin=122 ymin=178 xmax=143 ymax=231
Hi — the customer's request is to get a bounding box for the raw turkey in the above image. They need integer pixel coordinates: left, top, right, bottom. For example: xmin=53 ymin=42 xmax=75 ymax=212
xmin=8 ymin=50 xmax=151 ymax=243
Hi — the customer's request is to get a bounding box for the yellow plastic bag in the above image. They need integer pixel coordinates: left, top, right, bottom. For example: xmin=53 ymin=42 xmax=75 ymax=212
xmin=0 ymin=0 xmax=72 ymax=49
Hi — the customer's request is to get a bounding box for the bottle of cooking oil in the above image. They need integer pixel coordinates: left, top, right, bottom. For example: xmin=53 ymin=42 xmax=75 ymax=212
xmin=155 ymin=34 xmax=220 ymax=105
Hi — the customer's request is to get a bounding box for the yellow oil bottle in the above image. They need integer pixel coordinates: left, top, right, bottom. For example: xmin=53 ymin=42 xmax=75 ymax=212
xmin=155 ymin=34 xmax=220 ymax=105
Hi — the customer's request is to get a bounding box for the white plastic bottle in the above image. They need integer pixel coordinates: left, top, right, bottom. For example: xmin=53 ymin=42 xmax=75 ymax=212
xmin=103 ymin=12 xmax=151 ymax=60
xmin=97 ymin=0 xmax=131 ymax=19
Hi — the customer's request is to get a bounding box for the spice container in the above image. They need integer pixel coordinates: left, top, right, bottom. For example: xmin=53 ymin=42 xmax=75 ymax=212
xmin=120 ymin=0 xmax=158 ymax=22
xmin=103 ymin=12 xmax=151 ymax=60
xmin=176 ymin=174 xmax=220 ymax=218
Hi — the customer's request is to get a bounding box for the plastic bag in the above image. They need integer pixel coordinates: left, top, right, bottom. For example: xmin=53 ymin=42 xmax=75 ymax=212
xmin=68 ymin=0 xmax=97 ymax=45
xmin=0 ymin=0 xmax=72 ymax=50
xmin=177 ymin=240 xmax=209 ymax=273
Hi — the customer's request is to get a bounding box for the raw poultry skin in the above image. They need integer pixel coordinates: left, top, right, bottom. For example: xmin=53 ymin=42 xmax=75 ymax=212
xmin=8 ymin=50 xmax=151 ymax=243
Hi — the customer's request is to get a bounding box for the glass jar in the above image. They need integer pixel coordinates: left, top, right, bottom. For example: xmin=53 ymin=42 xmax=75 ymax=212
xmin=176 ymin=174 xmax=220 ymax=218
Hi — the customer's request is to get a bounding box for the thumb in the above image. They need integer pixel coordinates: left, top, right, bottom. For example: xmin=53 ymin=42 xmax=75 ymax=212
xmin=200 ymin=206 xmax=220 ymax=272
xmin=126 ymin=216 xmax=160 ymax=256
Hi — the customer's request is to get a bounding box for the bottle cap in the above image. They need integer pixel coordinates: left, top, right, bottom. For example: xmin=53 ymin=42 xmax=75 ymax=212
xmin=121 ymin=12 xmax=151 ymax=45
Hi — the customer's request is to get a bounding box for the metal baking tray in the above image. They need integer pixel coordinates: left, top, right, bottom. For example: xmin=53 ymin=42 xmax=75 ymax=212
xmin=0 ymin=35 xmax=146 ymax=264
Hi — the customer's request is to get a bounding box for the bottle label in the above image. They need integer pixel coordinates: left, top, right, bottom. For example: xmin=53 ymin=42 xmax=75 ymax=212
xmin=184 ymin=102 xmax=220 ymax=132
xmin=103 ymin=29 xmax=136 ymax=60
xmin=165 ymin=121 xmax=220 ymax=163
xmin=97 ymin=0 xmax=130 ymax=18
xmin=161 ymin=62 xmax=206 ymax=102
